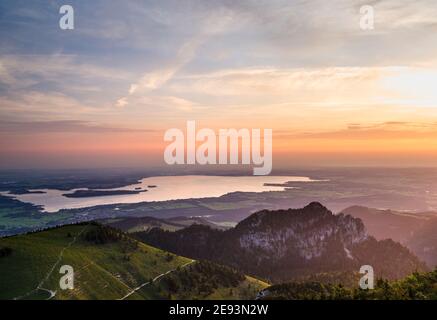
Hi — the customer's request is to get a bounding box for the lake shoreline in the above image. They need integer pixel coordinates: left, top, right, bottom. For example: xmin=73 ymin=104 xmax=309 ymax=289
xmin=1 ymin=175 xmax=316 ymax=213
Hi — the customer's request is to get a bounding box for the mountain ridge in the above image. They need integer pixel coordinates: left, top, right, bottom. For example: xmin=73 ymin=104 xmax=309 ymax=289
xmin=341 ymin=205 xmax=437 ymax=267
xmin=136 ymin=202 xmax=427 ymax=282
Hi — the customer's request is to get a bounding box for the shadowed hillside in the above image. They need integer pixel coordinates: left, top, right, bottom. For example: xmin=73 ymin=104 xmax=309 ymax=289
xmin=136 ymin=202 xmax=427 ymax=283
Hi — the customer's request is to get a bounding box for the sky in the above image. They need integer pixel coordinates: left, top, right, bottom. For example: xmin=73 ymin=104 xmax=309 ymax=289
xmin=1 ymin=0 xmax=437 ymax=169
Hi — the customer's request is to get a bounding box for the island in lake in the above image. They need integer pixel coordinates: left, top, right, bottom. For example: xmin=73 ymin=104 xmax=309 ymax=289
xmin=63 ymin=189 xmax=147 ymax=198
xmin=8 ymin=189 xmax=47 ymax=195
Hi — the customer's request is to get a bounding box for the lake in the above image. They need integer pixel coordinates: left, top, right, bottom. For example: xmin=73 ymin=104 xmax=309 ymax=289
xmin=0 ymin=175 xmax=316 ymax=212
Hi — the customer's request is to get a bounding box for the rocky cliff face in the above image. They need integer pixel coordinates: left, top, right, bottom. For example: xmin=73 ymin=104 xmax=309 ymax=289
xmin=237 ymin=202 xmax=368 ymax=261
xmin=137 ymin=202 xmax=427 ymax=282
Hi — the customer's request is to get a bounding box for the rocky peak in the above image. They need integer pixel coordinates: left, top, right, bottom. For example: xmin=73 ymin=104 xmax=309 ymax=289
xmin=236 ymin=204 xmax=368 ymax=261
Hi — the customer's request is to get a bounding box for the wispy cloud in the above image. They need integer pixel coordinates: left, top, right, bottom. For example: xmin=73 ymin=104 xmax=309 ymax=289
xmin=170 ymin=67 xmax=385 ymax=97
xmin=0 ymin=54 xmax=132 ymax=89
xmin=117 ymin=6 xmax=237 ymax=107
xmin=276 ymin=121 xmax=437 ymax=140
xmin=0 ymin=120 xmax=152 ymax=134
xmin=0 ymin=91 xmax=100 ymax=121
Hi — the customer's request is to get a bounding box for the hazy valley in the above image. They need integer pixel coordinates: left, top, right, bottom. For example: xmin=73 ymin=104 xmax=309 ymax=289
xmin=2 ymin=168 xmax=437 ymax=300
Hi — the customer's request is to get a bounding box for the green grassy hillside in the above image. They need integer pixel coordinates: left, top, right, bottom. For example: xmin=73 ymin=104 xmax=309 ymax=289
xmin=0 ymin=223 xmax=268 ymax=300
xmin=126 ymin=260 xmax=269 ymax=300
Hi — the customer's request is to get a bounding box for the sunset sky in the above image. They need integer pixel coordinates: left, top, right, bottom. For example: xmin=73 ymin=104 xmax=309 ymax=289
xmin=1 ymin=0 xmax=437 ymax=169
